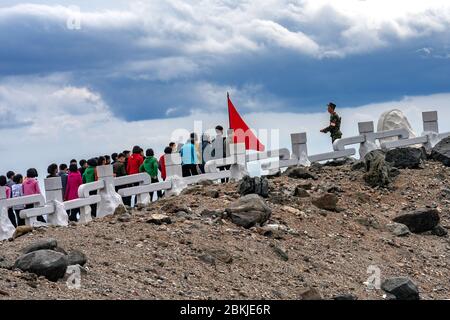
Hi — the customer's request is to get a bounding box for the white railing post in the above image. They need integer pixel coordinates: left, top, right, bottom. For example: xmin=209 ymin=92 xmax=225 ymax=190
xmin=45 ymin=177 xmax=63 ymax=203
xmin=136 ymin=176 xmax=151 ymax=206
xmin=44 ymin=177 xmax=68 ymax=226
xmin=358 ymin=121 xmax=376 ymax=158
xmin=291 ymin=133 xmax=308 ymax=165
xmin=422 ymin=111 xmax=439 ymax=133
xmin=229 ymin=143 xmax=247 ymax=181
xmin=96 ymin=165 xmax=123 ymax=218
xmin=165 ymin=153 xmax=183 ymax=178
xmin=165 ymin=153 xmax=185 ymax=197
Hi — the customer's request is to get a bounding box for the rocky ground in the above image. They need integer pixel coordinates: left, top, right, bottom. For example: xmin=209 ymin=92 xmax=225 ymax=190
xmin=1 ymin=148 xmax=450 ymax=300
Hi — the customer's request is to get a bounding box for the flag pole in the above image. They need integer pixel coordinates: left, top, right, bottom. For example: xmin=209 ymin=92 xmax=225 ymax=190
xmin=227 ymin=92 xmax=231 ymax=132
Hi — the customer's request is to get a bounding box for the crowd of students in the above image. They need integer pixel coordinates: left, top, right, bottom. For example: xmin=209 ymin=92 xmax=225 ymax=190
xmin=0 ymin=125 xmax=229 ymax=226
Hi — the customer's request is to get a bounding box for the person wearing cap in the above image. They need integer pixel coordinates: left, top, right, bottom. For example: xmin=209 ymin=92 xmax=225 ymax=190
xmin=320 ymin=102 xmax=342 ymax=143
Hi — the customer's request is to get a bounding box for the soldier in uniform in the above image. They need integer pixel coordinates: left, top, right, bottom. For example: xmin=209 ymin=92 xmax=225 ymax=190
xmin=320 ymin=102 xmax=342 ymax=143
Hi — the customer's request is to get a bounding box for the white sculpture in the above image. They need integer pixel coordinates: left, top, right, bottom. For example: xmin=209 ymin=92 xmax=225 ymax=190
xmin=377 ymin=109 xmax=416 ymax=144
xmin=0 ymin=206 xmax=15 ymax=241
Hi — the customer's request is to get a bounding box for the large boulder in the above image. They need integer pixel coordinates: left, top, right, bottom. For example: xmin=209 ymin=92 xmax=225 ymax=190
xmin=431 ymin=137 xmax=450 ymax=167
xmin=238 ymin=176 xmax=269 ymax=198
xmin=284 ymin=167 xmax=318 ymax=180
xmin=385 ymin=147 xmax=426 ymax=169
xmin=364 ymin=150 xmax=394 ymax=188
xmin=381 ymin=277 xmax=420 ymax=300
xmin=226 ymin=194 xmax=272 ymax=229
xmin=21 ymin=239 xmax=58 ymax=254
xmin=14 ymin=250 xmax=68 ymax=282
xmin=393 ymin=208 xmax=440 ymax=233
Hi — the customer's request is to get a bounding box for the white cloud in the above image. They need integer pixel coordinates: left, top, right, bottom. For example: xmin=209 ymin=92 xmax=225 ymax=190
xmin=1 ymin=0 xmax=449 ymax=62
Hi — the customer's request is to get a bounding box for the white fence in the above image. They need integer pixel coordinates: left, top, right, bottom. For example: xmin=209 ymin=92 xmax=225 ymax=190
xmin=1 ymin=110 xmax=449 ymax=240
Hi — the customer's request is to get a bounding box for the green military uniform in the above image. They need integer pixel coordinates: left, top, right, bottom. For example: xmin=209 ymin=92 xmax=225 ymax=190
xmin=323 ymin=112 xmax=342 ymax=142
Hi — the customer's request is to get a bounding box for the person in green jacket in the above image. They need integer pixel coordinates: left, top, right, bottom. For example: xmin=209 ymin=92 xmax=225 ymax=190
xmin=82 ymin=158 xmax=97 ymax=183
xmin=320 ymin=102 xmax=342 ymax=143
xmin=140 ymin=149 xmax=162 ymax=201
xmin=82 ymin=158 xmax=98 ymax=217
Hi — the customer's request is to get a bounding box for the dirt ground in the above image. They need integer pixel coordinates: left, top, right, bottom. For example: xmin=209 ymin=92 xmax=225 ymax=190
xmin=1 ymin=159 xmax=449 ymax=300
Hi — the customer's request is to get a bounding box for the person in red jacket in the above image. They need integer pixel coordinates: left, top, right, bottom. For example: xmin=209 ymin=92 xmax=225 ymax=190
xmin=159 ymin=146 xmax=173 ymax=181
xmin=127 ymin=146 xmax=144 ymax=175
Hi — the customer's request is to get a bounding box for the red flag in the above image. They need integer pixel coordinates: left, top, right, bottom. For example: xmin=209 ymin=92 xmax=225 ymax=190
xmin=228 ymin=93 xmax=265 ymax=151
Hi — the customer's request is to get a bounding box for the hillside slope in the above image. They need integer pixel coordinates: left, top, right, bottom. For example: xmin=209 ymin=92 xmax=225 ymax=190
xmin=1 ymin=159 xmax=449 ymax=300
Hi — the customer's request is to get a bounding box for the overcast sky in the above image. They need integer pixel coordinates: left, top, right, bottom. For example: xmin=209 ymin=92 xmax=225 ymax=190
xmin=1 ymin=0 xmax=450 ymax=177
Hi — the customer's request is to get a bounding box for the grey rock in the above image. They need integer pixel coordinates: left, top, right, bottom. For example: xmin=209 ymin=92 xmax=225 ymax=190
xmin=294 ymin=187 xmax=310 ymax=198
xmin=21 ymin=239 xmax=58 ymax=254
xmin=431 ymin=225 xmax=448 ymax=237
xmin=385 ymin=147 xmax=426 ymax=169
xmin=238 ymin=176 xmax=269 ymax=198
xmin=393 ymin=208 xmax=440 ymax=233
xmin=205 ymin=248 xmax=233 ymax=264
xmin=431 ymin=137 xmax=450 ymax=167
xmin=14 ymin=250 xmax=68 ymax=282
xmin=351 ymin=161 xmax=366 ymax=171
xmin=200 ymin=209 xmax=223 ymax=219
xmin=271 ymin=244 xmax=289 ymax=261
xmin=323 ymin=157 xmax=354 ymax=167
xmin=356 ymin=216 xmax=381 ymax=230
xmin=117 ymin=213 xmax=132 ymax=223
xmin=68 ymin=250 xmax=87 ymax=266
xmin=298 ymin=288 xmax=323 ymax=300
xmin=386 ymin=223 xmax=411 ymax=237
xmin=0 ymin=256 xmax=14 ymax=270
xmin=312 ymin=193 xmax=339 ymax=211
xmin=198 ymin=254 xmax=216 ymax=265
xmin=381 ymin=277 xmax=420 ymax=300
xmin=296 ymin=182 xmax=312 ymax=191
xmin=226 ymin=194 xmax=272 ymax=229
xmin=364 ymin=150 xmax=394 ymax=188
xmin=285 ymin=167 xmax=318 ymax=180
xmin=113 ymin=204 xmax=128 ymax=216
xmin=147 ymin=214 xmax=172 ymax=225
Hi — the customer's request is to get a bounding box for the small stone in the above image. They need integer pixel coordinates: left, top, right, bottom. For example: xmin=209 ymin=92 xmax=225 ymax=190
xmin=431 ymin=225 xmax=448 ymax=237
xmin=285 ymin=167 xmax=318 ymax=180
xmin=298 ymin=288 xmax=323 ymax=300
xmin=386 ymin=223 xmax=411 ymax=237
xmin=147 ymin=214 xmax=172 ymax=225
xmin=312 ymin=193 xmax=339 ymax=211
xmin=294 ymin=187 xmax=310 ymax=198
xmin=118 ymin=213 xmax=132 ymax=223
xmin=12 ymin=226 xmax=33 ymax=239
xmin=270 ymin=244 xmax=288 ymax=261
xmin=113 ymin=204 xmax=128 ymax=216
xmin=68 ymin=250 xmax=87 ymax=266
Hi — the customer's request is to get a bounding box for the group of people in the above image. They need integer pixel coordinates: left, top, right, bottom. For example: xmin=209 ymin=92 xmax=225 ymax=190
xmin=0 ymin=125 xmax=230 ymax=226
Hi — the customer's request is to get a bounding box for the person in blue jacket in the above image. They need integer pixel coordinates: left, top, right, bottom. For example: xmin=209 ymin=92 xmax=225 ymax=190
xmin=180 ymin=133 xmax=200 ymax=177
